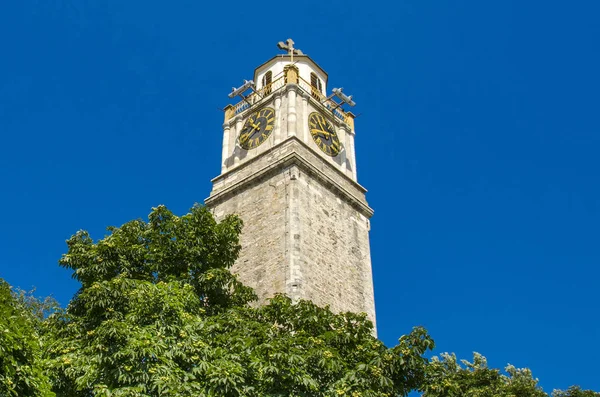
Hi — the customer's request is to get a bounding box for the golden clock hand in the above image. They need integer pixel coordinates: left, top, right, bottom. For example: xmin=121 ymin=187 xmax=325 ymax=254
xmin=311 ymin=129 xmax=329 ymax=140
xmin=318 ymin=129 xmax=331 ymax=140
xmin=247 ymin=114 xmax=259 ymax=128
xmin=245 ymin=123 xmax=259 ymax=139
xmin=250 ymin=118 xmax=262 ymax=130
xmin=317 ymin=119 xmax=334 ymax=140
xmin=240 ymin=132 xmax=250 ymax=144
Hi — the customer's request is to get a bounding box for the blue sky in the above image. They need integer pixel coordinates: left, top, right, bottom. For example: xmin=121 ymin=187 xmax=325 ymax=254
xmin=1 ymin=0 xmax=599 ymax=392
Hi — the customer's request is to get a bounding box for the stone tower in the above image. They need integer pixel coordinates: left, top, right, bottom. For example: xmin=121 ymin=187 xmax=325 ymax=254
xmin=205 ymin=40 xmax=376 ymax=327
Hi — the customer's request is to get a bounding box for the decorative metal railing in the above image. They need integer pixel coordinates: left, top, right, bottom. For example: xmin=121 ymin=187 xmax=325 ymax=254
xmin=226 ymin=69 xmax=353 ymax=128
xmin=231 ymin=76 xmax=286 ymax=116
xmin=297 ymin=77 xmax=353 ymax=125
xmin=298 ymin=76 xmax=327 ymax=102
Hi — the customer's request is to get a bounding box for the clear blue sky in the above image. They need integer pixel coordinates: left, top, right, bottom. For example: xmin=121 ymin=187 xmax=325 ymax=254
xmin=1 ymin=0 xmax=598 ymax=392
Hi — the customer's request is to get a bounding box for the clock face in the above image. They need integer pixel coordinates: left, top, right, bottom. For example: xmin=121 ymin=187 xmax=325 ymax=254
xmin=308 ymin=112 xmax=341 ymax=156
xmin=238 ymin=107 xmax=275 ymax=150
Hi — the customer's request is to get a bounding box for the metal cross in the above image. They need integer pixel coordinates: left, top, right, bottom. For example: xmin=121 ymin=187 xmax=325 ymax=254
xmin=277 ymin=38 xmax=303 ymax=61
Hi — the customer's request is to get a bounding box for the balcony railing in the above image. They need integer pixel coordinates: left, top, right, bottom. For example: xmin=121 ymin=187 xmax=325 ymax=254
xmin=230 ymin=75 xmax=286 ymax=116
xmin=296 ymin=77 xmax=353 ymax=126
xmin=225 ymin=68 xmax=354 ymax=129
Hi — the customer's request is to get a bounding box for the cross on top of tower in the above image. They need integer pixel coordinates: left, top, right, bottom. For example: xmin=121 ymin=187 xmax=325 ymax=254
xmin=277 ymin=38 xmax=304 ymax=57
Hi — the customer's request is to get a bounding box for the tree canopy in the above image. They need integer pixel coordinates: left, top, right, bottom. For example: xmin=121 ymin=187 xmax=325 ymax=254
xmin=41 ymin=204 xmax=434 ymax=396
xmin=0 ymin=280 xmax=54 ymax=397
xmin=1 ymin=204 xmax=597 ymax=396
xmin=552 ymin=387 xmax=600 ymax=397
xmin=420 ymin=352 xmax=599 ymax=397
xmin=420 ymin=352 xmax=547 ymax=397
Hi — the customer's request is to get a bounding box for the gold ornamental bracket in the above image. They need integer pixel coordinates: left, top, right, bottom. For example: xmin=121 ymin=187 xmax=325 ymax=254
xmin=284 ymin=65 xmax=299 ymax=84
xmin=344 ymin=111 xmax=356 ymax=131
xmin=223 ymin=104 xmax=235 ymax=123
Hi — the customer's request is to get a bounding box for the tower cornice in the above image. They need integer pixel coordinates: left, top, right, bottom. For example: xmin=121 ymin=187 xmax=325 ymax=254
xmin=205 ymin=136 xmax=373 ymax=219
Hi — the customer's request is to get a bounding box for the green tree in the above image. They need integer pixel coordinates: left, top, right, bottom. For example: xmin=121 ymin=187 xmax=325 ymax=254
xmin=43 ymin=204 xmax=434 ymax=396
xmin=553 ymin=386 xmax=600 ymax=397
xmin=0 ymin=279 xmax=55 ymax=397
xmin=420 ymin=352 xmax=547 ymax=397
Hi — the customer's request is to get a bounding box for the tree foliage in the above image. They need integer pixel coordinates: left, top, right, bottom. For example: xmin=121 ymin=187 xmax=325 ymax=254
xmin=420 ymin=352 xmax=547 ymax=397
xmin=3 ymin=204 xmax=597 ymax=396
xmin=42 ymin=204 xmax=435 ymax=396
xmin=420 ymin=352 xmax=600 ymax=397
xmin=553 ymin=386 xmax=600 ymax=397
xmin=0 ymin=279 xmax=54 ymax=397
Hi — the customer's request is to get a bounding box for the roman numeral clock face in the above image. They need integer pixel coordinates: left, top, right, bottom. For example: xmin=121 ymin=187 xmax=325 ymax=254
xmin=238 ymin=107 xmax=275 ymax=150
xmin=308 ymin=112 xmax=341 ymax=156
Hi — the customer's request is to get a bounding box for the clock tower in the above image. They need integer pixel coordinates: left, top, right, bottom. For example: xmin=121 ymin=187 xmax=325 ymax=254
xmin=205 ymin=40 xmax=376 ymax=327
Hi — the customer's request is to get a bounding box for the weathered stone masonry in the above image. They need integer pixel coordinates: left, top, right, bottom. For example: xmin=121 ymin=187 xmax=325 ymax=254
xmin=205 ymin=138 xmax=376 ymax=326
